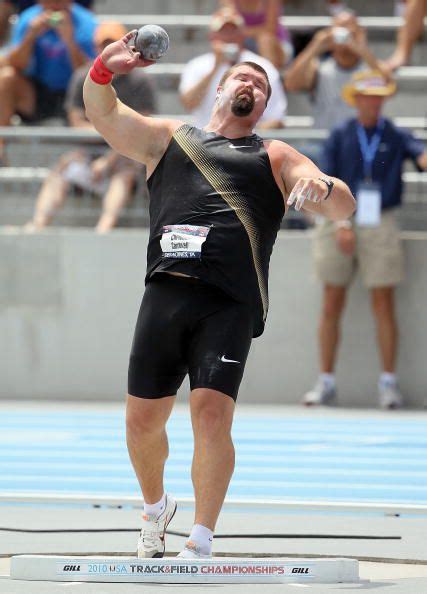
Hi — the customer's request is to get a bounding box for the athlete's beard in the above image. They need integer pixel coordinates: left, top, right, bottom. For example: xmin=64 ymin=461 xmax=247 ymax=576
xmin=231 ymin=89 xmax=255 ymax=117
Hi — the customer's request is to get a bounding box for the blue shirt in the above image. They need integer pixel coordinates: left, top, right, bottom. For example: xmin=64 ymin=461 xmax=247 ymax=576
xmin=9 ymin=1 xmax=94 ymax=12
xmin=321 ymin=117 xmax=425 ymax=210
xmin=11 ymin=3 xmax=97 ymax=91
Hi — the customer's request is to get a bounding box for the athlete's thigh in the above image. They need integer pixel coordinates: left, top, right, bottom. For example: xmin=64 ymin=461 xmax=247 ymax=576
xmin=188 ymin=297 xmax=254 ymax=401
xmin=128 ymin=277 xmax=188 ymax=398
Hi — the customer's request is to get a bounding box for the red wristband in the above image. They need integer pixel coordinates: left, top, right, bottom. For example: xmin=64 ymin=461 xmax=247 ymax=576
xmin=89 ymin=55 xmax=113 ymax=85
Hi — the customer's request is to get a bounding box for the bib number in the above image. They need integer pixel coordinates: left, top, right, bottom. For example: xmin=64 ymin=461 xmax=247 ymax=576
xmin=160 ymin=225 xmax=210 ymax=259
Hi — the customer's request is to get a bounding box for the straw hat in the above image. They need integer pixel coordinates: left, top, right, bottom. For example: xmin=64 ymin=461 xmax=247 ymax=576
xmin=342 ymin=70 xmax=396 ymax=107
xmin=210 ymin=8 xmax=245 ymax=32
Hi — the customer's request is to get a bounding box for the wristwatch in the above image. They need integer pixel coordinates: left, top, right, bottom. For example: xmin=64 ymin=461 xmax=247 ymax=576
xmin=318 ymin=177 xmax=334 ymax=200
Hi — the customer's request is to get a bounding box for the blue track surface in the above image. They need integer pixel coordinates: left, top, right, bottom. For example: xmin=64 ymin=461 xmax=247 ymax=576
xmin=2 ymin=409 xmax=427 ymax=505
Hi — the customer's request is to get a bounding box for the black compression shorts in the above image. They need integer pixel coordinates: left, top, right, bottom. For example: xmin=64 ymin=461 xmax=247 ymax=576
xmin=128 ymin=273 xmax=254 ymax=401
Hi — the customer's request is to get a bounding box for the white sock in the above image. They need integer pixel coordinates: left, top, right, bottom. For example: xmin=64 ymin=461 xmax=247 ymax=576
xmin=320 ymin=373 xmax=336 ymax=389
xmin=144 ymin=493 xmax=166 ymax=518
xmin=188 ymin=524 xmax=214 ymax=555
xmin=379 ymin=372 xmax=397 ymax=387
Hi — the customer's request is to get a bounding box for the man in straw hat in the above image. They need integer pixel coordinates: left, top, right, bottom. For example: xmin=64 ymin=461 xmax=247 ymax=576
xmin=83 ymin=31 xmax=355 ymax=559
xmin=303 ymin=70 xmax=427 ymax=409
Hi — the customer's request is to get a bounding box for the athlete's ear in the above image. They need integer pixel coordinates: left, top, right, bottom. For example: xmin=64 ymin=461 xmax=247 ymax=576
xmin=216 ymin=87 xmax=222 ymax=100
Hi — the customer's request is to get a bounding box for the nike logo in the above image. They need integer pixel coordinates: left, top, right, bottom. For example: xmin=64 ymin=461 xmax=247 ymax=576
xmin=220 ymin=355 xmax=240 ymax=364
xmin=228 ymin=144 xmax=252 ymax=149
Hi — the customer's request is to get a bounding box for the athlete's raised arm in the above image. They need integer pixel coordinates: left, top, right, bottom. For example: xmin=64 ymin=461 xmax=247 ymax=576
xmin=83 ymin=31 xmax=183 ymax=174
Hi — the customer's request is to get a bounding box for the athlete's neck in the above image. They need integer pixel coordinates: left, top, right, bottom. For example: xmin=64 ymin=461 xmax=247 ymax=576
xmin=205 ymin=111 xmax=255 ymax=139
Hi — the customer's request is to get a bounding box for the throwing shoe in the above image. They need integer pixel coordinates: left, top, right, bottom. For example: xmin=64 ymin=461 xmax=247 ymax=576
xmin=137 ymin=494 xmax=177 ymax=558
xmin=177 ymin=540 xmax=212 ymax=559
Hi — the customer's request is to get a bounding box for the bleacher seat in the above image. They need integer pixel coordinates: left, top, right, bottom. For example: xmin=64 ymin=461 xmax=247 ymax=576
xmin=1 ymin=1 xmax=426 ymax=228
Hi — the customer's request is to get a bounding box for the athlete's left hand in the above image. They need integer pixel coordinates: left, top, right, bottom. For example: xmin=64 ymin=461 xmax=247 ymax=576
xmin=287 ymin=178 xmax=328 ymax=211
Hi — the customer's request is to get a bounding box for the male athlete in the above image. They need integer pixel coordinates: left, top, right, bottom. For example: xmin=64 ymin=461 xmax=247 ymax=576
xmin=83 ymin=31 xmax=355 ymax=559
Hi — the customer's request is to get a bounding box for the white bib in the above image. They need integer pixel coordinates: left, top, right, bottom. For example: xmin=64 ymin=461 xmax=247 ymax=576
xmin=160 ymin=225 xmax=210 ymax=259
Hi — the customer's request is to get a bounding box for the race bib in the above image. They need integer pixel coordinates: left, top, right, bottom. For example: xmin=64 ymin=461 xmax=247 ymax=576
xmin=160 ymin=225 xmax=210 ymax=259
xmin=356 ymin=182 xmax=382 ymax=227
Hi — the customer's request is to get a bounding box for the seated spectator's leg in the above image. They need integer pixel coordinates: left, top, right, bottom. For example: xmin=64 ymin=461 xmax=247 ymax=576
xmin=386 ymin=0 xmax=427 ymax=70
xmin=319 ymin=285 xmax=347 ymax=373
xmin=256 ymin=31 xmax=286 ymax=70
xmin=0 ymin=1 xmax=14 ymax=44
xmin=0 ymin=66 xmax=35 ymax=160
xmin=370 ymin=287 xmax=398 ymax=373
xmin=96 ymin=168 xmax=137 ymax=233
xmin=24 ymin=151 xmax=82 ymax=230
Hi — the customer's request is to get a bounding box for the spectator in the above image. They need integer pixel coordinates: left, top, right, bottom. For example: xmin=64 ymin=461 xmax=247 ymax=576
xmin=179 ymin=7 xmax=287 ymax=129
xmin=0 ymin=0 xmax=97 ymax=163
xmin=219 ymin=0 xmax=293 ymax=69
xmin=24 ymin=22 xmax=157 ymax=233
xmin=285 ymin=12 xmax=388 ymax=130
xmin=1 ymin=0 xmax=94 ymax=45
xmin=385 ymin=0 xmax=427 ymax=71
xmin=326 ymin=0 xmax=350 ymax=16
xmin=303 ymin=70 xmax=427 ymax=409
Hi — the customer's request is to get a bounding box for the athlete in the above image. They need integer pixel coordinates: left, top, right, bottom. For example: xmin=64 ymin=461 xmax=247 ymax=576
xmin=83 ymin=31 xmax=356 ymax=559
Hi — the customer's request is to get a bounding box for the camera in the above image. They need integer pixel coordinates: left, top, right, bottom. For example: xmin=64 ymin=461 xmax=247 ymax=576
xmin=222 ymin=43 xmax=240 ymax=64
xmin=48 ymin=11 xmax=64 ymax=28
xmin=332 ymin=27 xmax=350 ymax=44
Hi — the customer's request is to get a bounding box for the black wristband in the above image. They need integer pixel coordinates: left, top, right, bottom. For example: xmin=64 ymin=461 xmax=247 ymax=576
xmin=318 ymin=177 xmax=334 ymax=200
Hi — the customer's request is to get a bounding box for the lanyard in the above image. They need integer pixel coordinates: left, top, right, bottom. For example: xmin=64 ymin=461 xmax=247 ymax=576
xmin=356 ymin=119 xmax=385 ymax=181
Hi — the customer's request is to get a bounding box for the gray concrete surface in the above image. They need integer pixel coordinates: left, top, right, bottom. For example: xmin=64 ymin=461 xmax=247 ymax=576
xmin=1 ymin=229 xmax=427 ymax=407
xmin=2 ymin=505 xmax=427 ymax=593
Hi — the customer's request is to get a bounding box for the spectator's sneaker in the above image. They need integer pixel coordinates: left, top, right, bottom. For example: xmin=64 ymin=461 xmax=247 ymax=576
xmin=303 ymin=379 xmax=337 ymax=406
xmin=177 ymin=540 xmax=212 ymax=559
xmin=379 ymin=383 xmax=403 ymax=410
xmin=137 ymin=494 xmax=177 ymax=558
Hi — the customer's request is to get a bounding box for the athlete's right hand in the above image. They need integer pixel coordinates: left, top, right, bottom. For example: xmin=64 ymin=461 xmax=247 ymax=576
xmin=100 ymin=31 xmax=155 ymax=74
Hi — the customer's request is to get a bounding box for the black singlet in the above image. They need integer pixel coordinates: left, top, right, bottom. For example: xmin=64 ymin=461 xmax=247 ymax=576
xmin=146 ymin=124 xmax=285 ymax=337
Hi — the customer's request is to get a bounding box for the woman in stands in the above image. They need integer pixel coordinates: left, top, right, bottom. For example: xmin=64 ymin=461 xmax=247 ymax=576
xmin=219 ymin=0 xmax=292 ymax=68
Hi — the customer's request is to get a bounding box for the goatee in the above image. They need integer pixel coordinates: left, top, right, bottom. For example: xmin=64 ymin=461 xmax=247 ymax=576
xmin=231 ymin=91 xmax=255 ymax=117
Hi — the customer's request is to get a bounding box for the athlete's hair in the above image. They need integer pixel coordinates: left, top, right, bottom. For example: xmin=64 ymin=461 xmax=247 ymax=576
xmin=218 ymin=61 xmax=272 ymax=104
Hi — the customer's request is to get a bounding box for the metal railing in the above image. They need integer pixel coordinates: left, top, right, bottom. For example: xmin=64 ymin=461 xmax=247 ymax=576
xmin=98 ymin=14 xmax=427 ymax=32
xmin=0 ymin=127 xmax=426 ymax=228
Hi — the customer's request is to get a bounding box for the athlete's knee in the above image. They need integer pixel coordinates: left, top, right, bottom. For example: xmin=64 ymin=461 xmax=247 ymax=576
xmin=191 ymin=391 xmax=234 ymax=440
xmin=126 ymin=398 xmax=168 ymax=438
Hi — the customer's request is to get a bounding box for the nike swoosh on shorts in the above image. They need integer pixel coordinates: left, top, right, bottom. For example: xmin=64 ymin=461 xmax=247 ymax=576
xmin=220 ymin=355 xmax=240 ymax=364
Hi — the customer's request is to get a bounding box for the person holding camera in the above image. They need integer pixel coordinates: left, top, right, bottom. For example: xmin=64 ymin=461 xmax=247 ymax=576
xmin=285 ymin=11 xmax=387 ymax=131
xmin=0 ymin=0 xmax=97 ymax=163
xmin=179 ymin=7 xmax=287 ymax=129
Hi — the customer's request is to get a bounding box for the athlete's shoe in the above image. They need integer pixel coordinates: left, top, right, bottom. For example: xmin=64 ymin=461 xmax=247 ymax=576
xmin=177 ymin=540 xmax=212 ymax=559
xmin=302 ymin=379 xmax=337 ymax=406
xmin=378 ymin=382 xmax=403 ymax=410
xmin=137 ymin=494 xmax=177 ymax=558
